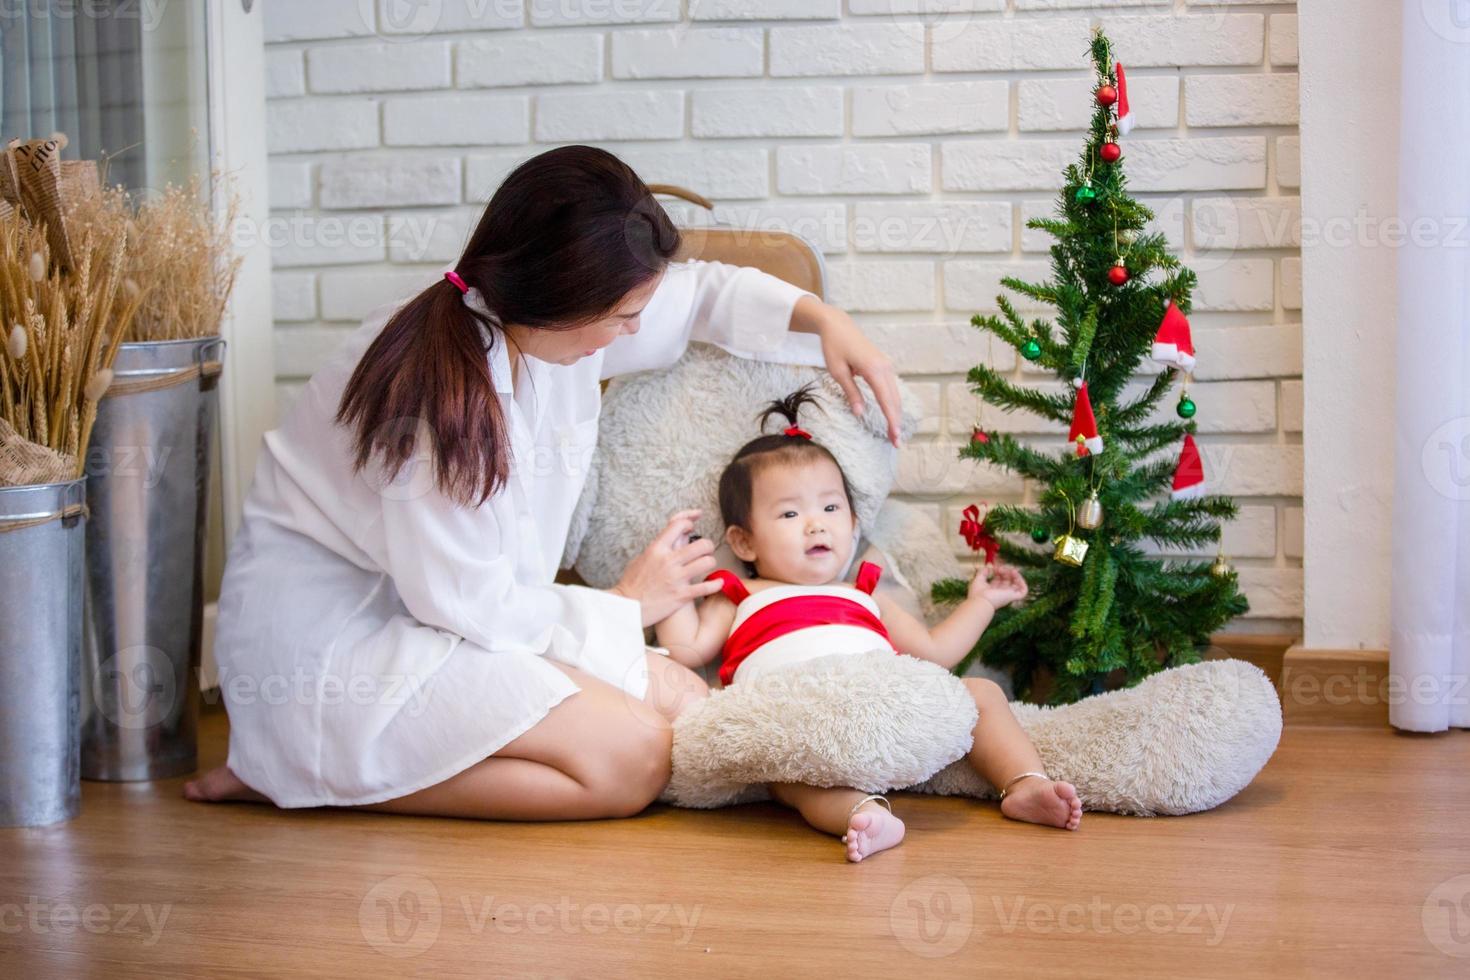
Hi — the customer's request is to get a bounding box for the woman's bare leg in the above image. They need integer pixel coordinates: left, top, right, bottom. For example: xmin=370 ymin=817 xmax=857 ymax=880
xmin=769 ymin=783 xmax=906 ymax=863
xmin=187 ymin=659 xmax=681 ymax=821
xmin=964 ymin=677 xmax=1082 ymax=830
xmin=368 ymin=654 xmax=708 ymax=818
xmin=365 ymin=657 xmax=689 ymax=820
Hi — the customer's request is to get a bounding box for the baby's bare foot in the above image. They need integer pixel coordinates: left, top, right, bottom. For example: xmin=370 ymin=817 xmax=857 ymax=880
xmin=842 ymin=804 xmax=906 ymax=862
xmin=183 ymin=766 xmax=267 ymax=804
xmin=1000 ymin=777 xmax=1082 ymax=830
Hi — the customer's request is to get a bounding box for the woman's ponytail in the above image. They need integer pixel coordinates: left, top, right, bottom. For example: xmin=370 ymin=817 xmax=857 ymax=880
xmin=336 ymin=276 xmax=510 ymax=507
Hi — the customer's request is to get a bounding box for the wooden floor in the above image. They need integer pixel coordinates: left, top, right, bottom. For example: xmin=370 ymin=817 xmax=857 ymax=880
xmin=3 ymin=711 xmax=1469 ymax=978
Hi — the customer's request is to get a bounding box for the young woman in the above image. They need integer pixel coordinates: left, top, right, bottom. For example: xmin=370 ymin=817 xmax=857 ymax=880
xmin=184 ymin=145 xmax=903 ymax=820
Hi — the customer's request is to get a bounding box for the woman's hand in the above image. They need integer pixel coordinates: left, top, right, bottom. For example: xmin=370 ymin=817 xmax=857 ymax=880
xmin=792 ymin=297 xmax=904 ymax=447
xmin=610 ymin=509 xmax=724 ymax=628
xmin=969 ymin=561 xmax=1030 ymax=609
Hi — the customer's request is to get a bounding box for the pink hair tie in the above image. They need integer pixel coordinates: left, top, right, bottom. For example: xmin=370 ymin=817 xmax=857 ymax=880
xmin=444 ymin=270 xmax=469 ymax=294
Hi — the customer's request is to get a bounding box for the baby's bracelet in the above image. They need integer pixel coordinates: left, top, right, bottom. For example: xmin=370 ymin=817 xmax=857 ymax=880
xmin=999 ymin=771 xmax=1047 ymax=801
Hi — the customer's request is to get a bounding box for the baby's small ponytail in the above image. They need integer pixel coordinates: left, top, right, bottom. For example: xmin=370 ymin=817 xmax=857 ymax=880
xmin=757 ymin=382 xmax=827 ymax=438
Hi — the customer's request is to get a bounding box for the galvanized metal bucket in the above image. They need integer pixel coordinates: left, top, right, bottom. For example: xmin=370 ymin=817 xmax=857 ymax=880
xmin=81 ymin=336 xmax=225 ymax=781
xmin=0 ymin=478 xmax=86 ymax=827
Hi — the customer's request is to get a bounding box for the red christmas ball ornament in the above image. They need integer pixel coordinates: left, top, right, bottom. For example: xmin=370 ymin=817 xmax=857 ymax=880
xmin=971 ymin=426 xmax=990 ymax=444
xmin=1099 ymin=141 xmax=1122 ymax=163
xmin=1095 ymin=84 xmax=1118 ymax=107
xmin=1108 ymin=262 xmax=1130 ymax=286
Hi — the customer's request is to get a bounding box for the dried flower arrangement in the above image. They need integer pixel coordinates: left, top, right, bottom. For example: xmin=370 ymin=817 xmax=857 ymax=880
xmin=0 ymin=133 xmax=240 ymax=487
xmin=68 ymin=174 xmax=242 ymax=342
xmin=0 ymin=207 xmax=145 ymax=485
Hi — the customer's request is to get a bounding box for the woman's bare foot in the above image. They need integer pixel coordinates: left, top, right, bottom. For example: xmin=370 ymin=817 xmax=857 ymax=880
xmin=183 ymin=766 xmax=268 ymax=804
xmin=841 ymin=803 xmax=906 ymax=862
xmin=1000 ymin=776 xmax=1082 ymax=830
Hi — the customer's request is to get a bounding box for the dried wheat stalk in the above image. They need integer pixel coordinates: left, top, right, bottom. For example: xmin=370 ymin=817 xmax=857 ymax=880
xmin=0 ymin=212 xmax=146 ymax=481
xmin=66 ymin=174 xmax=241 ymax=342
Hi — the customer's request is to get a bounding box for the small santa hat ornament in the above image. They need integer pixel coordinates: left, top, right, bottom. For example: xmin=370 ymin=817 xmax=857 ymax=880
xmin=1068 ymin=382 xmax=1103 ymax=457
xmin=1151 ymin=300 xmax=1196 ymax=371
xmin=1171 ymin=434 xmax=1207 ymax=499
xmin=1114 ymin=63 xmax=1135 ymax=135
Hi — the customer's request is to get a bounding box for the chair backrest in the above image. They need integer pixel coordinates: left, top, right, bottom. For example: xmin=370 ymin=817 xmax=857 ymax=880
xmin=650 ymin=184 xmax=827 ymax=300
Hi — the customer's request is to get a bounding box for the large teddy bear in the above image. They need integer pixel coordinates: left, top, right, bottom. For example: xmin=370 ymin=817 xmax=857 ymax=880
xmin=563 ymin=345 xmax=1281 ymax=816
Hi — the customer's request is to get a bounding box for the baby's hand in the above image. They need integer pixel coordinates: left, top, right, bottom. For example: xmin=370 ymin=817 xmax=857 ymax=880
xmin=969 ymin=562 xmax=1029 ymax=609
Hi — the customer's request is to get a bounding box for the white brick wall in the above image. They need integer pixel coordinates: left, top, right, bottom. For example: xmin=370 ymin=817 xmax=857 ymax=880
xmin=307 ymin=42 xmax=452 ymax=94
xmin=262 ymin=0 xmax=1303 ymax=629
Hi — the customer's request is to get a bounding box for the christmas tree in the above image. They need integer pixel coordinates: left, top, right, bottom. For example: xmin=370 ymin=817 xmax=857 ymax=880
xmin=933 ymin=28 xmax=1249 ymax=704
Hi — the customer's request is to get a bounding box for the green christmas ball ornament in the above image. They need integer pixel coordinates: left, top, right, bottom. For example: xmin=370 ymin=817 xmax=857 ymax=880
xmin=1176 ymin=394 xmax=1197 ymax=419
xmin=1021 ymin=339 xmax=1042 ymax=361
xmin=1074 ymin=185 xmax=1097 ymax=204
xmin=1030 ymin=527 xmax=1049 ymax=544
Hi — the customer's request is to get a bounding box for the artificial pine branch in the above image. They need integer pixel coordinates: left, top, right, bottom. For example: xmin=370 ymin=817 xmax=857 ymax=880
xmin=1113 ymin=420 xmax=1192 ymax=457
xmin=961 ymin=436 xmax=1058 ymax=484
xmin=935 ymin=26 xmax=1250 ymax=704
xmin=1112 ymin=370 xmax=1176 ymax=426
xmin=966 ymin=364 xmax=1072 ymax=422
xmin=998 ymin=275 xmax=1061 ymax=307
xmin=1110 ymin=455 xmax=1180 ymax=499
xmin=1069 ymin=306 xmax=1098 ymax=375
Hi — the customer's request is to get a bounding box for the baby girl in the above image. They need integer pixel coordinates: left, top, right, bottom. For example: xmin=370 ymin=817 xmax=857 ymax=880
xmin=655 ymin=385 xmax=1082 ymax=862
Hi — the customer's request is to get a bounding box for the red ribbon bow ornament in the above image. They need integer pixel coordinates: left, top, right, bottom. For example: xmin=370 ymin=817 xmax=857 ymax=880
xmin=960 ymin=504 xmax=1000 ymax=565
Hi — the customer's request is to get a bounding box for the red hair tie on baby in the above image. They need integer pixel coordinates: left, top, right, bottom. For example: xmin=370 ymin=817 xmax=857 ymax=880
xmin=444 ymin=270 xmax=469 ymax=294
xmin=783 ymin=426 xmax=811 ymax=440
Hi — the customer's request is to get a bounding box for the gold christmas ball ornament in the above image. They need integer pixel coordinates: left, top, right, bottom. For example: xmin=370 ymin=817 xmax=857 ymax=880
xmin=1053 ymin=534 xmax=1089 ymax=567
xmin=1210 ymin=554 xmax=1235 ymax=579
xmin=1077 ymin=490 xmax=1104 ymax=530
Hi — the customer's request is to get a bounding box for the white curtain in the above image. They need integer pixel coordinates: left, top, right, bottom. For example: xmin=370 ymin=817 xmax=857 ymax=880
xmin=0 ymin=1 xmax=145 ymax=189
xmin=1390 ymin=1 xmax=1470 ymax=731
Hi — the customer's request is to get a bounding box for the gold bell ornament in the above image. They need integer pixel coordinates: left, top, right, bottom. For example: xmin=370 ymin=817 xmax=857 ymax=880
xmin=1077 ymin=489 xmax=1104 ymax=530
xmin=1052 ymin=491 xmax=1090 ymax=567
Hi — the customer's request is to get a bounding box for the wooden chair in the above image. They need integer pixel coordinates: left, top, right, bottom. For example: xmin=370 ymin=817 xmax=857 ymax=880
xmin=648 ymin=184 xmax=827 ymax=301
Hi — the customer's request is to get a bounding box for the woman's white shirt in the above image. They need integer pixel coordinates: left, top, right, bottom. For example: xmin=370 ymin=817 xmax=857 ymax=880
xmin=217 ymin=259 xmax=819 ymax=699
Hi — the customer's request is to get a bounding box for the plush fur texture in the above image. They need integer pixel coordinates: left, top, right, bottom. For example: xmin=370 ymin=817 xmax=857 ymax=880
xmin=662 ymin=651 xmax=979 ymax=809
xmin=663 ymin=657 xmax=1282 ymax=817
xmin=905 ymin=658 xmax=1283 ymax=816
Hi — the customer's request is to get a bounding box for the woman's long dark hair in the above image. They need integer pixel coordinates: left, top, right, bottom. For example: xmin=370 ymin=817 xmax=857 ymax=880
xmin=336 ymin=145 xmax=681 ymax=506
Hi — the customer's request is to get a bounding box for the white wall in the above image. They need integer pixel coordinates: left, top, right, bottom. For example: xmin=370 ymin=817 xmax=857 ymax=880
xmin=260 ymin=0 xmax=1304 ymax=632
xmin=1297 ymin=0 xmax=1398 ymax=650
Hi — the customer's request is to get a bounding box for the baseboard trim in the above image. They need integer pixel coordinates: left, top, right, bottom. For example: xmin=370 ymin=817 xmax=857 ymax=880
xmin=1279 ymin=645 xmax=1390 ymax=728
xmin=1205 ymin=633 xmax=1293 ymax=683
xmin=1207 ymin=637 xmax=1396 ymax=728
